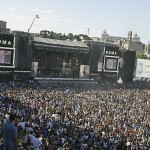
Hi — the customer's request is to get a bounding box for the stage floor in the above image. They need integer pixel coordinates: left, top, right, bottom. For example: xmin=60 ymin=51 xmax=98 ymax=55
xmin=34 ymin=77 xmax=97 ymax=83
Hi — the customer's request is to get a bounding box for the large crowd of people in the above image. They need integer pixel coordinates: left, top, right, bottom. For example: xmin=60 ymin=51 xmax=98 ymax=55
xmin=0 ymin=79 xmax=149 ymax=150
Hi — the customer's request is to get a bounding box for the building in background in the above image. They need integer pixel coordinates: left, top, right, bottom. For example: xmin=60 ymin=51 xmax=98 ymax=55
xmin=91 ymin=30 xmax=144 ymax=52
xmin=122 ymin=32 xmax=144 ymax=52
xmin=0 ymin=20 xmax=10 ymax=33
xmin=0 ymin=19 xmax=147 ymax=82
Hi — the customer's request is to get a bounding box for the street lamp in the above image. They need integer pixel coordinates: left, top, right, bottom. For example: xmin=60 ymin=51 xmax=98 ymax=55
xmin=28 ymin=15 xmax=39 ymax=32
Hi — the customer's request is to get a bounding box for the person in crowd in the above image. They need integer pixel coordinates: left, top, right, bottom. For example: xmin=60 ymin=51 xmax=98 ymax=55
xmin=31 ymin=133 xmax=43 ymax=150
xmin=0 ymin=79 xmax=149 ymax=150
xmin=1 ymin=113 xmax=18 ymax=150
xmin=17 ymin=125 xmax=24 ymax=150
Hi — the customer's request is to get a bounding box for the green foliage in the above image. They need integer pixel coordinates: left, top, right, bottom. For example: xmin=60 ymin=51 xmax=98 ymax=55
xmin=73 ymin=35 xmax=81 ymax=41
xmin=136 ymin=52 xmax=148 ymax=59
xmin=40 ymin=30 xmax=51 ymax=38
xmin=36 ymin=30 xmax=91 ymax=41
xmin=68 ymin=33 xmax=73 ymax=40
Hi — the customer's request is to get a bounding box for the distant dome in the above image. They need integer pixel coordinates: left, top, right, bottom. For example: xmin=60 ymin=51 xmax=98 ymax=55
xmin=133 ymin=32 xmax=140 ymax=42
xmin=102 ymin=29 xmax=108 ymax=35
xmin=101 ymin=29 xmax=109 ymax=39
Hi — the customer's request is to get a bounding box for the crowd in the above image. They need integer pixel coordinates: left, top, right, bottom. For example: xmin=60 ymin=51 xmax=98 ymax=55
xmin=0 ymin=79 xmax=149 ymax=150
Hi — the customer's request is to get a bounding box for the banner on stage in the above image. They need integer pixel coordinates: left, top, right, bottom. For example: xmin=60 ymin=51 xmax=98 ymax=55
xmin=80 ymin=65 xmax=90 ymax=78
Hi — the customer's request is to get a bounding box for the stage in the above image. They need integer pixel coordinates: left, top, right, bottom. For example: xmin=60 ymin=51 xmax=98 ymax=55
xmin=34 ymin=77 xmax=98 ymax=83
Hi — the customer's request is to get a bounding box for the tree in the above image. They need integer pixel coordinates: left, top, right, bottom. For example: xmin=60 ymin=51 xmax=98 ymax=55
xmin=136 ymin=51 xmax=148 ymax=59
xmin=73 ymin=35 xmax=81 ymax=41
xmin=50 ymin=31 xmax=53 ymax=39
xmin=40 ymin=30 xmax=51 ymax=38
xmin=68 ymin=33 xmax=73 ymax=40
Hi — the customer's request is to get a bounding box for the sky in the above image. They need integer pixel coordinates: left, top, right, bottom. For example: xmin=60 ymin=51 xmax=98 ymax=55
xmin=0 ymin=0 xmax=150 ymax=43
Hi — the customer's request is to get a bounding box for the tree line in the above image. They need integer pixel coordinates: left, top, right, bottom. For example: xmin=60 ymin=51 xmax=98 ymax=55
xmin=34 ymin=30 xmax=91 ymax=41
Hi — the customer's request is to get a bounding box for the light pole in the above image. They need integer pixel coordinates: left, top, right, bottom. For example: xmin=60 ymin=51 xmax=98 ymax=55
xmin=28 ymin=15 xmax=39 ymax=32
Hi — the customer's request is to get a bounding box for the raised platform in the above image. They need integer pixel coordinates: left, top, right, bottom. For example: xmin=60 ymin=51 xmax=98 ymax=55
xmin=34 ymin=77 xmax=97 ymax=83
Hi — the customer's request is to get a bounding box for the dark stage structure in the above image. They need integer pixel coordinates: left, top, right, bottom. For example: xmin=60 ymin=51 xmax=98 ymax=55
xmin=86 ymin=41 xmax=120 ymax=82
xmin=119 ymin=50 xmax=136 ymax=82
xmin=0 ymin=33 xmax=15 ymax=82
xmin=0 ymin=32 xmax=136 ymax=82
xmin=31 ymin=37 xmax=90 ymax=78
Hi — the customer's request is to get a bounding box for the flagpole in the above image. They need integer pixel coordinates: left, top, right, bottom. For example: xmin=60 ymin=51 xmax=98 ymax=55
xmin=28 ymin=15 xmax=39 ymax=33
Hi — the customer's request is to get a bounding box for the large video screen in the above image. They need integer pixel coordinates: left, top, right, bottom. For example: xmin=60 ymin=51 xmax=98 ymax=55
xmin=104 ymin=57 xmax=118 ymax=71
xmin=0 ymin=48 xmax=14 ymax=67
xmin=136 ymin=59 xmax=150 ymax=78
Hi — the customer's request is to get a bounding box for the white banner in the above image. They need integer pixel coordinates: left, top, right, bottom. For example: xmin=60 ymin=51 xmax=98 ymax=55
xmin=80 ymin=65 xmax=90 ymax=77
xmin=136 ymin=59 xmax=150 ymax=78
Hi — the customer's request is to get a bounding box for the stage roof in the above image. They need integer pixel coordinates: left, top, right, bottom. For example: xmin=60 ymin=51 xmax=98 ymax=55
xmin=33 ymin=37 xmax=89 ymax=53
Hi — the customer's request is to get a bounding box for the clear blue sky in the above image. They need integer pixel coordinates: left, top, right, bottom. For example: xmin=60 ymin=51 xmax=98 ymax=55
xmin=0 ymin=0 xmax=150 ymax=43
